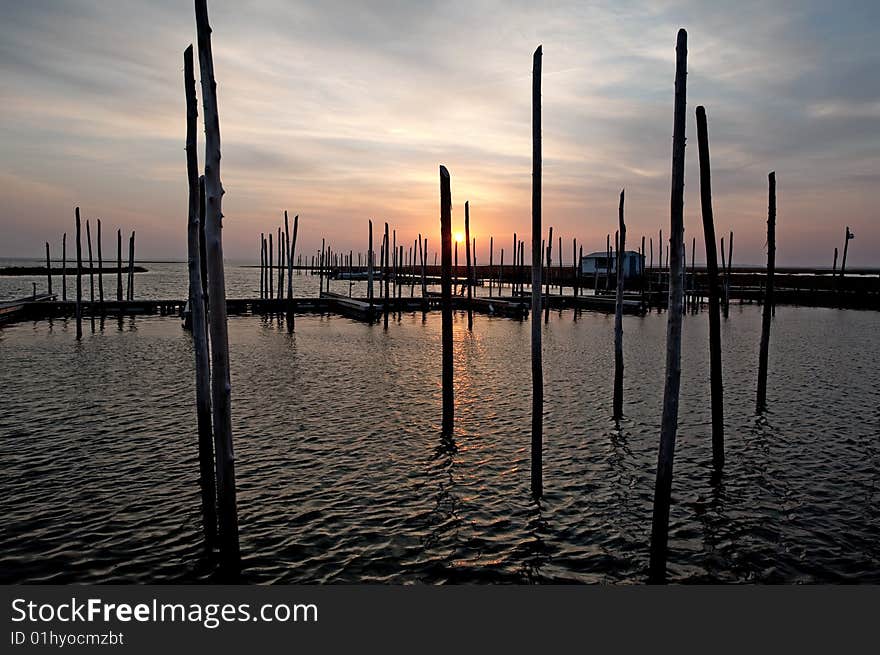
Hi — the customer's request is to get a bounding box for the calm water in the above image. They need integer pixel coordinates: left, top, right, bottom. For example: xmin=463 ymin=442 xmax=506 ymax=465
xmin=1 ymin=298 xmax=878 ymax=584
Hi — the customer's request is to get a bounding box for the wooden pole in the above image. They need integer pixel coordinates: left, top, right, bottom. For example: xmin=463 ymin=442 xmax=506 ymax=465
xmin=62 ymin=233 xmax=67 ymax=301
xmin=465 ymin=201 xmax=473 ymax=330
xmin=840 ymin=226 xmax=853 ymax=286
xmin=277 ymin=227 xmax=283 ymax=300
xmin=440 ymin=166 xmax=454 ymax=435
xmin=86 ymin=220 xmax=95 ymax=306
xmin=75 ymin=208 xmax=82 ymax=340
xmin=613 ymin=190 xmax=626 ymax=422
xmin=572 ymin=238 xmax=577 ymax=297
xmin=285 ymin=212 xmax=293 ymax=300
xmin=45 ymin=242 xmax=52 ymax=295
xmin=558 ymin=235 xmax=563 ymax=296
xmin=384 ymin=223 xmax=390 ymax=328
xmin=531 ymin=45 xmax=544 ymax=498
xmin=195 ymin=0 xmax=240 ymax=568
xmin=289 ymin=215 xmax=298 ymax=330
xmin=696 ymin=105 xmax=725 ymax=469
xmin=544 ymin=227 xmax=552 ymax=323
xmin=116 ymin=229 xmax=122 ymax=301
xmin=368 ymin=220 xmax=374 ymax=308
xmin=260 ymin=234 xmax=265 ymax=299
xmin=185 ymin=44 xmax=217 ymax=540
xmin=96 ymin=219 xmax=104 ymax=305
xmin=649 ymin=28 xmax=687 ymax=584
xmin=756 ymin=171 xmax=777 ymax=413
xmin=268 ymin=231 xmax=274 ymax=300
xmin=127 ymin=232 xmax=135 ymax=300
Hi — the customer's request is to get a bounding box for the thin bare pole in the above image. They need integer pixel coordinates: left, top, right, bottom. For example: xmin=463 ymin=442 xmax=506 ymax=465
xmin=97 ymin=220 xmax=104 ymax=305
xmin=696 ymin=105 xmax=725 ymax=469
xmin=756 ymin=172 xmax=777 ymax=413
xmin=613 ymin=190 xmax=626 ymax=422
xmin=260 ymin=234 xmax=265 ymax=299
xmin=62 ymin=233 xmax=67 ymax=301
xmin=383 ymin=223 xmax=390 ymax=328
xmin=127 ymin=232 xmax=135 ymax=300
xmin=75 ymin=208 xmax=82 ymax=340
xmin=195 ymin=0 xmax=239 ymax=567
xmin=465 ymin=201 xmax=473 ymax=330
xmin=45 ymin=242 xmax=52 ymax=295
xmin=649 ymin=28 xmax=687 ymax=584
xmin=368 ymin=220 xmax=374 ymax=308
xmin=289 ymin=214 xmax=298 ymax=330
xmin=530 ymin=45 xmax=544 ymax=497
xmin=544 ymin=226 xmax=552 ymax=323
xmin=185 ymin=43 xmax=217 ymax=540
xmin=86 ymin=220 xmax=95 ymax=306
xmin=116 ymin=229 xmax=122 ymax=301
xmin=440 ymin=166 xmax=454 ymax=435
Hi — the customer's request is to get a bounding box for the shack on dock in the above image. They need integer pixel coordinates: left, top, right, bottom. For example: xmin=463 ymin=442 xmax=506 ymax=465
xmin=581 ymin=250 xmax=643 ymax=278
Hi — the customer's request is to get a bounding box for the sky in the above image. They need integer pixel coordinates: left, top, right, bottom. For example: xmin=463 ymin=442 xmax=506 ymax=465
xmin=0 ymin=0 xmax=877 ymax=266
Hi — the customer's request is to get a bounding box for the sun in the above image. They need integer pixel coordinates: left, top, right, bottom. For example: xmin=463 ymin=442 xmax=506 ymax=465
xmin=454 ymin=232 xmax=464 ymax=244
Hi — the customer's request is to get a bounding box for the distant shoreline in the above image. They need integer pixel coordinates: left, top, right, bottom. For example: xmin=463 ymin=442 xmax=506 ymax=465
xmin=0 ymin=266 xmax=148 ymax=276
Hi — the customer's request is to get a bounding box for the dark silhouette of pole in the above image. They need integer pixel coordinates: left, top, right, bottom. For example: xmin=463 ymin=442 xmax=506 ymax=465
xmin=195 ymin=0 xmax=239 ymax=568
xmin=756 ymin=172 xmax=777 ymax=413
xmin=62 ymin=233 xmax=67 ymax=301
xmin=86 ymin=220 xmax=95 ymax=307
xmin=530 ymin=45 xmax=544 ymax=498
xmin=465 ymin=201 xmax=473 ymax=330
xmin=45 ymin=242 xmax=52 ymax=295
xmin=544 ymin=226 xmax=552 ymax=324
xmin=649 ymin=28 xmax=687 ymax=584
xmin=75 ymin=208 xmax=83 ymax=340
xmin=440 ymin=166 xmax=454 ymax=435
xmin=116 ymin=229 xmax=122 ymax=301
xmin=696 ymin=105 xmax=724 ymax=469
xmin=96 ymin=219 xmax=104 ymax=306
xmin=368 ymin=220 xmax=374 ymax=308
xmin=127 ymin=232 xmax=135 ymax=300
xmin=613 ymin=190 xmax=626 ymax=422
xmin=184 ymin=44 xmax=217 ymax=541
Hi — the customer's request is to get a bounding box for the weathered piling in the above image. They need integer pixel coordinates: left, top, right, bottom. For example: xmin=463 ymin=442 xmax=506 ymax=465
xmin=85 ymin=219 xmax=95 ymax=312
xmin=268 ymin=231 xmax=274 ymax=300
xmin=62 ymin=233 xmax=67 ymax=301
xmin=440 ymin=166 xmax=454 ymax=435
xmin=420 ymin=234 xmax=427 ymax=299
xmin=97 ymin=219 xmax=104 ymax=305
xmin=288 ymin=214 xmax=298 ymax=331
xmin=840 ymin=226 xmax=853 ymax=283
xmin=756 ymin=172 xmax=777 ymax=413
xmin=649 ymin=28 xmax=687 ymax=584
xmin=127 ymin=232 xmax=135 ymax=301
xmin=45 ymin=242 xmax=52 ymax=295
xmin=530 ymin=45 xmax=544 ymax=498
xmin=75 ymin=208 xmax=83 ymax=339
xmin=572 ymin=238 xmax=578 ymax=297
xmin=613 ymin=190 xmax=626 ymax=422
xmin=368 ymin=220 xmax=374 ymax=308
xmin=184 ymin=43 xmax=217 ymax=540
xmin=260 ymin=234 xmax=265 ymax=299
xmin=383 ymin=223 xmax=390 ymax=328
xmin=196 ymin=0 xmax=240 ymax=567
xmin=696 ymin=105 xmax=724 ymax=469
xmin=544 ymin=227 xmax=553 ymax=323
xmin=116 ymin=229 xmax=122 ymax=301
xmin=465 ymin=201 xmax=473 ymax=330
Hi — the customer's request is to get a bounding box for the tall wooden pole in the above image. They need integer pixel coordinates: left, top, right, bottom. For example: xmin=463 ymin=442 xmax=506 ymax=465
xmin=62 ymin=233 xmax=67 ymax=301
xmin=368 ymin=220 xmax=374 ymax=308
xmin=195 ymin=0 xmax=239 ymax=567
xmin=649 ymin=28 xmax=687 ymax=584
xmin=96 ymin=219 xmax=104 ymax=305
xmin=544 ymin=226 xmax=552 ymax=324
xmin=465 ymin=201 xmax=473 ymax=330
xmin=185 ymin=44 xmax=217 ymax=540
xmin=260 ymin=234 xmax=265 ymax=299
xmin=116 ymin=229 xmax=122 ymax=301
xmin=840 ymin=226 xmax=853 ymax=284
xmin=383 ymin=223 xmax=390 ymax=328
xmin=86 ymin=220 xmax=95 ymax=305
xmin=45 ymin=242 xmax=52 ymax=295
xmin=530 ymin=45 xmax=544 ymax=498
xmin=613 ymin=190 xmax=626 ymax=422
xmin=75 ymin=208 xmax=83 ymax=340
xmin=127 ymin=232 xmax=135 ymax=300
xmin=289 ymin=214 xmax=298 ymax=330
xmin=696 ymin=105 xmax=724 ymax=469
xmin=440 ymin=166 xmax=454 ymax=435
xmin=756 ymin=172 xmax=776 ymax=413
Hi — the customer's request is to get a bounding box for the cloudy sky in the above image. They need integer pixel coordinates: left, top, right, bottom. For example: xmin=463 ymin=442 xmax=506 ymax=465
xmin=0 ymin=0 xmax=877 ymax=266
